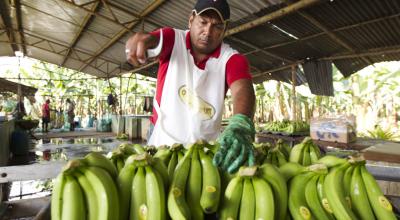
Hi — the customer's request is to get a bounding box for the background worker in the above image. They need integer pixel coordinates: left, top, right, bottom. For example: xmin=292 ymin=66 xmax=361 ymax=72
xmin=41 ymin=99 xmax=51 ymax=132
xmin=66 ymin=98 xmax=75 ymax=131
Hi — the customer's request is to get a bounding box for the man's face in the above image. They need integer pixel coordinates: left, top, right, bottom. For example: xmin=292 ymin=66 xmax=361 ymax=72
xmin=189 ymin=10 xmax=226 ymax=55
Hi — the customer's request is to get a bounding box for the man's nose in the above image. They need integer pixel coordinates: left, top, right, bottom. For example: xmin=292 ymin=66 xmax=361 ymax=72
xmin=203 ymin=23 xmax=212 ymax=36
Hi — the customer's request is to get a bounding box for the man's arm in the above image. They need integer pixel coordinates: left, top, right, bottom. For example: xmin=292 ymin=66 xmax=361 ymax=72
xmin=229 ymin=78 xmax=255 ymax=119
xmin=213 ymin=78 xmax=256 ymax=173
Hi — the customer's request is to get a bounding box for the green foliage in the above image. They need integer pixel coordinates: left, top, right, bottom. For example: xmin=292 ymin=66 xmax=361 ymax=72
xmin=365 ymin=125 xmax=399 ymax=141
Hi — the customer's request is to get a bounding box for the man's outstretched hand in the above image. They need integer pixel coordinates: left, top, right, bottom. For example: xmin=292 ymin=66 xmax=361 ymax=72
xmin=213 ymin=114 xmax=256 ymax=174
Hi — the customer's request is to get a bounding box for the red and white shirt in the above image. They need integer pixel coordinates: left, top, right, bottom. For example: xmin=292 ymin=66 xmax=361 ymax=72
xmin=149 ymin=27 xmax=252 ymax=125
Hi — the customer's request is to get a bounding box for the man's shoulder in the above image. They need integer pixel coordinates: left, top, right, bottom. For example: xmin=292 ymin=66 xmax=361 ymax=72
xmin=226 ymin=52 xmax=248 ymax=64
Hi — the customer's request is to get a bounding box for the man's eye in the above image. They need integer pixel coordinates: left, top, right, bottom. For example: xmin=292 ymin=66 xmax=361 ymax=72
xmin=216 ymin=24 xmax=225 ymax=30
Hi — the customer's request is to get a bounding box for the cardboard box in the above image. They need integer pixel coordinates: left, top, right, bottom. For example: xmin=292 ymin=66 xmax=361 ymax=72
xmin=310 ymin=115 xmax=356 ymax=143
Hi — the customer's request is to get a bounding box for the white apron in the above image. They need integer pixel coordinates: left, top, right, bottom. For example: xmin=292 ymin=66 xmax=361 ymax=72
xmin=148 ymin=29 xmax=238 ymax=147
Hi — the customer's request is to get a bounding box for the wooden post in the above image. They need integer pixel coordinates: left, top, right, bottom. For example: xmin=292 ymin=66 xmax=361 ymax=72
xmin=119 ymin=76 xmax=122 ymax=115
xmin=291 ymin=65 xmax=297 ymax=121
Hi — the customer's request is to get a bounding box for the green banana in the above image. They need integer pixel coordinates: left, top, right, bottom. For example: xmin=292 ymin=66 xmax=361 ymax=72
xmin=289 ymin=142 xmax=305 ymax=164
xmin=51 ymin=172 xmax=66 ymax=220
xmin=278 ymin=162 xmax=307 ymax=181
xmin=288 ymin=172 xmax=316 ymax=220
xmin=145 ymin=166 xmax=166 ymax=220
xmin=276 ymin=150 xmax=288 ymax=167
xmin=167 ymin=148 xmax=193 ymax=220
xmin=305 ymin=175 xmax=335 ymax=220
xmin=324 ymin=163 xmax=358 ymax=220
xmin=131 ymin=167 xmax=148 ymax=220
xmin=239 ymin=178 xmax=255 ymax=220
xmin=253 ymin=177 xmax=274 ymax=220
xmin=73 ymin=171 xmax=98 ymax=220
xmin=152 ymin=157 xmax=169 ymax=191
xmin=117 ymin=158 xmax=125 ymax=173
xmin=117 ymin=164 xmax=137 ymax=220
xmin=61 ymin=176 xmax=86 ymax=220
xmin=316 ymin=175 xmax=334 ymax=216
xmin=186 ymin=148 xmax=204 ymax=220
xmin=154 ymin=147 xmax=172 ymax=166
xmin=316 ymin=155 xmax=347 ymax=168
xmin=308 ymin=145 xmax=319 ymax=164
xmin=271 ymin=152 xmax=280 ymax=167
xmin=302 ymin=144 xmax=311 ymax=166
xmin=276 ymin=139 xmax=290 ymax=159
xmin=177 ymin=151 xmax=185 ymax=161
xmin=264 ymin=151 xmax=273 ymax=164
xmin=350 ymin=165 xmax=375 ymax=220
xmin=219 ymin=176 xmax=243 ymax=220
xmin=360 ymin=165 xmax=396 ymax=220
xmin=80 ymin=166 xmax=120 ymax=220
xmin=343 ymin=165 xmax=355 ymax=208
xmin=82 ymin=152 xmax=118 ymax=178
xmin=51 ymin=172 xmax=65 ymax=220
xmin=125 ymin=154 xmax=136 ymax=166
xmin=132 ymin=144 xmax=146 ymax=154
xmin=199 ymin=150 xmax=221 ymax=214
xmin=167 ymin=152 xmax=178 ymax=183
xmin=259 ymin=163 xmax=287 ymax=220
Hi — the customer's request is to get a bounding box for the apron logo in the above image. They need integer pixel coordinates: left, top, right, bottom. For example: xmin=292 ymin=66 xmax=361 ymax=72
xmin=178 ymin=85 xmax=215 ymax=120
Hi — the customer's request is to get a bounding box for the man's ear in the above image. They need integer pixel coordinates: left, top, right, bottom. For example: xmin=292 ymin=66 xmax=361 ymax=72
xmin=188 ymin=12 xmax=195 ymax=29
xmin=223 ymin=21 xmax=229 ymax=33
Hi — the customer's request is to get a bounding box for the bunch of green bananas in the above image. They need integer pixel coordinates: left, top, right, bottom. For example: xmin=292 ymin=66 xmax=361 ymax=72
xmin=263 ymin=139 xmax=291 ymax=167
xmin=253 ymin=142 xmax=272 ymax=163
xmin=219 ymin=164 xmax=287 ymax=220
xmin=117 ymin=152 xmax=169 ymax=220
xmin=288 ymin=163 xmax=330 ymax=220
xmin=153 ymin=143 xmax=188 ymax=184
xmin=167 ymin=142 xmax=221 ymax=219
xmin=51 ymin=152 xmax=120 ymax=220
xmin=108 ymin=143 xmax=145 ymax=173
xmin=289 ymin=155 xmax=397 ymax=220
xmin=289 ymin=137 xmax=321 ymax=166
xmin=322 ymin=156 xmax=396 ymax=220
xmin=116 ymin=133 xmax=129 ymax=140
xmin=263 ymin=120 xmax=310 ymax=134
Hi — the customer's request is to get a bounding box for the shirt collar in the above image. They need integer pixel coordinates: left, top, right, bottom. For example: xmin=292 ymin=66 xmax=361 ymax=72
xmin=185 ymin=31 xmax=221 ymax=59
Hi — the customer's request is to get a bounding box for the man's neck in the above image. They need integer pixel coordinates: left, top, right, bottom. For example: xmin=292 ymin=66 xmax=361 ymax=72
xmin=192 ymin=49 xmax=208 ymax=63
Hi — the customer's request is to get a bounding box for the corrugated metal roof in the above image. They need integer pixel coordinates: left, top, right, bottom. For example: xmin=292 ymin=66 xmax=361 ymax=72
xmin=0 ymin=0 xmax=399 ymax=96
xmin=0 ymin=77 xmax=37 ymax=97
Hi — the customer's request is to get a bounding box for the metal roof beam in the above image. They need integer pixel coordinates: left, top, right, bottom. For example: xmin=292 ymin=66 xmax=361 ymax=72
xmin=253 ymin=45 xmax=400 ymax=80
xmin=59 ymin=0 xmax=138 ymax=33
xmin=263 ymin=13 xmax=400 ymax=51
xmin=297 ymin=11 xmax=373 ymax=65
xmin=4 ymin=41 xmax=110 ymax=76
xmin=0 ymin=0 xmax=18 ymax=53
xmin=78 ymin=0 xmax=166 ymax=72
xmin=228 ymin=36 xmax=295 ymax=63
xmin=104 ymin=1 xmax=162 ymax=28
xmin=60 ymin=1 xmax=101 ymax=66
xmin=225 ymin=0 xmax=321 ymax=37
xmin=14 ymin=30 xmax=124 ymax=68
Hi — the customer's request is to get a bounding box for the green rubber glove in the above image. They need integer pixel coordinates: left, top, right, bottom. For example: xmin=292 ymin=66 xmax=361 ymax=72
xmin=213 ymin=114 xmax=256 ymax=174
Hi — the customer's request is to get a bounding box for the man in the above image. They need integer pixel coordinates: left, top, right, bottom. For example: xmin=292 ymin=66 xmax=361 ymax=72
xmin=125 ymin=0 xmax=256 ymax=173
xmin=12 ymin=96 xmax=26 ymax=120
xmin=66 ymin=98 xmax=75 ymax=131
xmin=42 ymin=99 xmax=51 ymax=132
